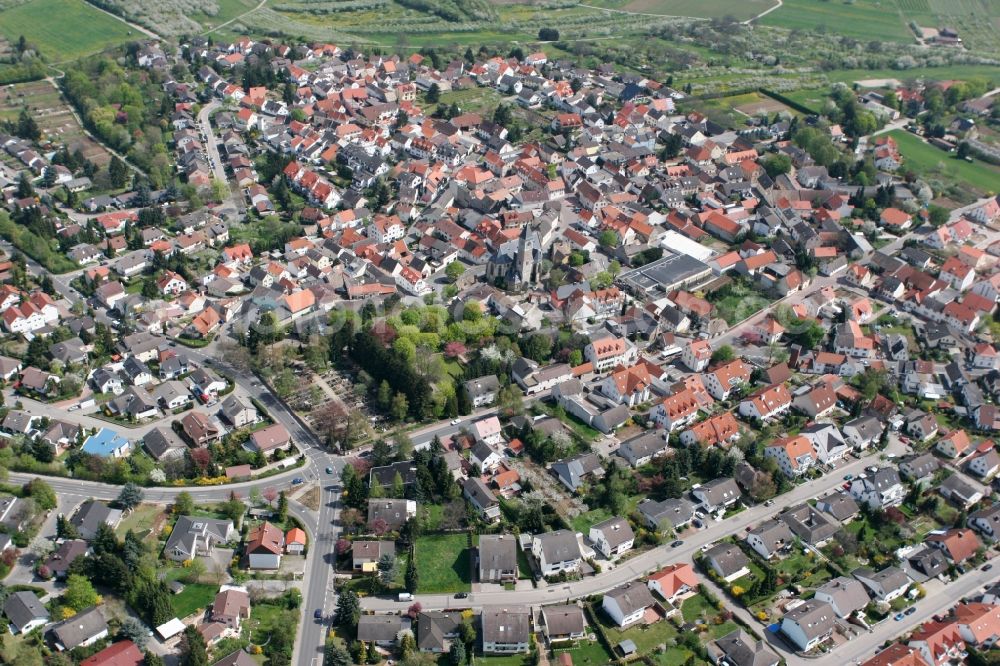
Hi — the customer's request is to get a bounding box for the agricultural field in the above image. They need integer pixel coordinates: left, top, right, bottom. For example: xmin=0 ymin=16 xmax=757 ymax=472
xmin=760 ymin=0 xmax=914 ymax=42
xmin=0 ymin=80 xmax=111 ymax=165
xmin=0 ymin=0 xmax=136 ymax=62
xmin=559 ymin=0 xmax=776 ymax=21
xmin=887 ymin=129 xmax=1000 ymax=200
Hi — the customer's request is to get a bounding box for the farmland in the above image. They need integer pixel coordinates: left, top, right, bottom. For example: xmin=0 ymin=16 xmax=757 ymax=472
xmin=886 ymin=129 xmax=1000 ymax=201
xmin=0 ymin=80 xmax=111 ymax=166
xmin=564 ymin=0 xmax=776 ymax=21
xmin=0 ymin=0 xmax=136 ymax=62
xmin=760 ymin=0 xmax=914 ymax=42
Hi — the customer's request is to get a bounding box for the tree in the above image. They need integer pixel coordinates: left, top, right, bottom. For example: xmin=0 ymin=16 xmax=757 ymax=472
xmin=445 ymin=261 xmax=466 ymax=282
xmin=109 ymin=156 xmax=129 ymax=189
xmin=63 ymin=574 xmax=100 ymax=612
xmin=119 ymin=617 xmax=149 ymax=649
xmin=180 ymin=625 xmax=209 ymax=666
xmin=449 ymin=638 xmax=467 ymax=666
xmin=263 ymin=486 xmax=278 ymax=506
xmin=391 ymin=392 xmax=409 ymax=422
xmin=16 ymin=108 xmax=40 ymax=141
xmin=116 ymin=482 xmax=143 ymax=511
xmin=56 ymin=515 xmax=80 ymax=540
xmin=377 ymin=553 xmax=398 ymax=587
xmin=426 ymin=83 xmax=441 ymax=104
xmin=324 ymin=640 xmax=352 ymax=666
xmin=26 ymin=478 xmax=56 ymax=511
xmin=598 ymin=229 xmax=618 ymax=248
xmin=538 ymin=27 xmax=559 ymax=41
xmin=335 ymin=589 xmax=361 ymax=629
xmin=277 ymin=491 xmax=288 ymax=522
xmin=173 ymin=491 xmax=195 ymax=515
xmin=710 ymin=345 xmax=734 ymax=364
xmin=405 ymin=551 xmax=419 ymax=592
xmin=762 ymin=154 xmax=792 ymax=178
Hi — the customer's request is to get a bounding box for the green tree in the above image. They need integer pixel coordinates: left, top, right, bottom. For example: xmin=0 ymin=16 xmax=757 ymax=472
xmin=711 ymin=345 xmax=735 ymax=364
xmin=377 ymin=552 xmax=398 ymax=587
xmin=391 ymin=392 xmax=409 ymax=422
xmin=449 ymin=638 xmax=467 ymax=666
xmin=109 ymin=156 xmax=129 ymax=189
xmin=180 ymin=625 xmax=209 ymax=666
xmin=405 ymin=550 xmax=419 ymax=592
xmin=762 ymin=153 xmax=792 ymax=178
xmin=116 ymin=482 xmax=143 ymax=511
xmin=335 ymin=589 xmax=361 ymax=630
xmin=277 ymin=491 xmax=288 ymax=522
xmin=26 ymin=478 xmax=56 ymax=511
xmin=598 ymin=229 xmax=618 ymax=248
xmin=445 ymin=261 xmax=466 ymax=282
xmin=173 ymin=491 xmax=195 ymax=516
xmin=426 ymin=83 xmax=441 ymax=104
xmin=63 ymin=574 xmax=100 ymax=611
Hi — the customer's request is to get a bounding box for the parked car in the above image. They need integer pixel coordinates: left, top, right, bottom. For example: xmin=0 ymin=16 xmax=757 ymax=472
xmin=983 ymin=564 xmax=993 ymax=572
xmin=905 ymin=607 xmax=917 ymax=616
xmin=894 ymin=613 xmax=905 ymax=621
xmin=454 ymin=592 xmax=468 ymax=599
xmin=326 ymin=467 xmax=334 ymax=474
xmin=314 ymin=609 xmax=323 ymax=619
xmin=843 ymin=474 xmax=854 ymax=481
xmin=292 ymin=477 xmax=303 ymax=485
xmin=671 ymin=540 xmax=684 ymax=548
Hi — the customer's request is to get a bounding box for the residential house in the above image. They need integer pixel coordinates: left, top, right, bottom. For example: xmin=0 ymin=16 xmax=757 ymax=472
xmin=246 ymin=522 xmax=284 ymax=569
xmin=4 ymin=590 xmax=49 ymax=634
xmin=588 ymin=516 xmax=635 ymax=559
xmin=764 ymin=435 xmax=815 ymax=478
xmin=540 ymin=605 xmax=587 ymax=644
xmin=617 ymin=431 xmax=669 ymax=467
xmin=531 ymin=530 xmax=582 ymax=576
xmin=780 ymin=503 xmax=839 ymax=545
xmin=708 ymin=629 xmax=780 ymax=666
xmin=746 ymin=519 xmax=795 ymax=559
xmin=481 ymin=606 xmax=530 ymax=654
xmin=703 ymin=543 xmax=751 ymax=582
xmin=926 ymin=528 xmax=981 ymax=565
xmin=367 ymin=499 xmax=417 ymax=531
xmin=638 ymin=497 xmax=696 ymax=533
xmin=968 ymin=503 xmax=1000 ymax=541
xmin=602 ymin=581 xmax=657 ymax=628
xmin=70 ymin=500 xmax=123 ymax=541
xmin=813 ymin=577 xmax=870 ymax=619
xmin=478 ymin=535 xmax=517 ymax=583
xmin=849 ymin=468 xmax=904 ymax=509
xmin=954 ymin=603 xmax=1000 ymax=647
xmin=357 ymin=615 xmax=403 ymax=647
xmin=800 ymin=422 xmax=849 ymax=465
xmin=352 ymin=541 xmax=394 ymax=572
xmin=647 ymin=563 xmax=698 ymax=604
xmin=163 ymin=516 xmax=235 ymax=562
xmin=691 ymin=477 xmax=741 ymax=514
xmin=852 ymin=566 xmax=911 ymax=603
xmin=463 ymin=477 xmax=501 ymax=523
xmin=780 ymin=599 xmax=836 ymax=652
xmin=50 ymin=606 xmax=109 ymax=651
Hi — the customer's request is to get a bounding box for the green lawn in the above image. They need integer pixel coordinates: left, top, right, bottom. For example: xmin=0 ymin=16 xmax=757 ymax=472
xmin=554 ymin=641 xmax=615 ymax=666
xmin=596 ymin=605 xmax=680 ymax=657
xmin=170 ymin=583 xmax=218 ymax=619
xmin=760 ymin=0 xmax=914 ymax=42
xmin=414 ymin=534 xmax=470 ymax=593
xmin=435 ymin=87 xmax=506 ymax=115
xmin=886 ymin=129 xmax=1000 ymax=197
xmin=0 ymin=0 xmax=136 ymax=62
xmin=116 ymin=504 xmax=165 ymax=538
xmin=584 ymin=0 xmax=775 ymax=20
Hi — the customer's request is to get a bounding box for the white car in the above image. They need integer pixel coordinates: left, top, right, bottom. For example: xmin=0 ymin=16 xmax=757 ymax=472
xmin=450 ymin=419 xmax=461 ymax=426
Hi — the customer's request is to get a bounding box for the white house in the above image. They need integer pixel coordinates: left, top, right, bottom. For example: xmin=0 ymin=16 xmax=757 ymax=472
xmin=601 ymin=582 xmax=656 ymax=628
xmin=531 ymin=530 xmax=582 ymax=576
xmin=588 ymin=517 xmax=634 ymax=559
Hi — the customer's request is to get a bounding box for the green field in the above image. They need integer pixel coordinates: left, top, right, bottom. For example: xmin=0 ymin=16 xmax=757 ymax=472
xmin=170 ymin=583 xmax=218 ymax=618
xmin=554 ymin=641 xmax=615 ymax=666
xmin=761 ymin=0 xmax=914 ymax=41
xmin=887 ymin=129 xmax=1000 ymax=197
xmin=414 ymin=534 xmax=471 ymax=593
xmin=580 ymin=0 xmax=776 ymax=20
xmin=0 ymin=0 xmax=136 ymax=62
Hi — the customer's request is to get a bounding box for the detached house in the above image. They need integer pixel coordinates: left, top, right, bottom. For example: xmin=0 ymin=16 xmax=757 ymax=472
xmin=588 ymin=516 xmax=635 ymax=559
xmin=764 ymin=435 xmax=815 ymax=477
xmin=531 ymin=530 xmax=582 ymax=576
xmin=849 ymin=468 xmax=904 ymax=509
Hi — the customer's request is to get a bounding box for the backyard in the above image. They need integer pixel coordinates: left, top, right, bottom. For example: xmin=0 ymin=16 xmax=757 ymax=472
xmin=170 ymin=583 xmax=218 ymax=619
xmin=414 ymin=533 xmax=471 ymax=593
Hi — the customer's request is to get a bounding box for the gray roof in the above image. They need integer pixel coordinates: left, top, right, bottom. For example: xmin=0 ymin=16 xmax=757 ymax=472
xmin=815 ymin=577 xmax=869 ymax=616
xmin=939 ymin=474 xmax=980 ymax=503
xmin=779 ymin=504 xmax=838 ymax=544
xmin=816 ymin=491 xmax=859 ymax=522
xmin=551 ymin=452 xmax=602 ymax=491
xmin=617 ymin=431 xmax=667 ymax=463
xmin=591 ymin=516 xmax=635 ymax=549
xmin=481 ymin=606 xmax=530 ymax=645
xmin=463 ymin=477 xmax=498 ymax=509
xmin=534 ymin=529 xmax=581 ymax=563
xmin=351 ymin=540 xmax=394 ymax=561
xmin=4 ymin=591 xmax=48 ymax=632
xmin=782 ymin=599 xmax=835 ymax=641
xmin=704 ymin=543 xmax=750 ymax=578
xmin=463 ymin=374 xmax=500 ymax=399
xmin=70 ymin=500 xmax=122 ymax=540
xmin=416 ymin=611 xmax=462 ymax=652
xmin=542 ymin=605 xmax=586 ymax=637
xmin=748 ymin=519 xmax=795 ymax=553
xmin=692 ymin=477 xmax=741 ymax=508
xmin=853 ymin=566 xmax=911 ymax=594
xmin=164 ymin=515 xmax=233 ymax=558
xmin=899 ymin=452 xmax=939 ymax=480
xmin=143 ymin=426 xmax=186 ymax=460
xmin=45 ymin=539 xmax=88 ymax=575
xmin=710 ymin=629 xmax=780 ymax=666
xmin=907 ymin=546 xmax=949 ymax=577
xmin=367 ymin=499 xmax=414 ymax=529
xmin=479 ymin=534 xmax=517 ymax=573
xmin=639 ymin=497 xmax=695 ymax=530
xmin=604 ymin=581 xmax=655 ymax=616
xmin=50 ymin=606 xmax=107 ymax=650
xmin=357 ymin=615 xmax=402 ymax=643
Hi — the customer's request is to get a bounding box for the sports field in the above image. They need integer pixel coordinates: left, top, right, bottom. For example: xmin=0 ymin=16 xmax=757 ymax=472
xmin=0 ymin=0 xmax=135 ymax=62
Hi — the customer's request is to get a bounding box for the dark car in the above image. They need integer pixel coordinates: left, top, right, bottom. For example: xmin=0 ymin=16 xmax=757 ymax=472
xmin=292 ymin=477 xmax=303 ymax=485
xmin=326 ymin=467 xmax=334 ymax=474
xmin=454 ymin=592 xmax=468 ymax=599
xmin=314 ymin=609 xmax=323 ymax=619
xmin=905 ymin=607 xmax=917 ymax=616
xmin=983 ymin=564 xmax=993 ymax=572
xmin=671 ymin=540 xmax=684 ymax=548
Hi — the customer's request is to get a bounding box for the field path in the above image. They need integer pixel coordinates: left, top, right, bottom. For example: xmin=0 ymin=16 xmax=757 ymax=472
xmin=745 ymin=0 xmax=782 ymax=24
xmin=80 ymin=0 xmax=162 ymax=41
xmin=204 ymin=0 xmax=268 ymax=35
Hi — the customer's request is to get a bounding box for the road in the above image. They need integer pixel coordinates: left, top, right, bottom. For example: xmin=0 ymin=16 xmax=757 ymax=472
xmin=813 ymin=564 xmax=997 ymax=666
xmin=359 ymin=450 xmax=883 ymax=613
xmin=196 ymin=101 xmax=242 ymax=218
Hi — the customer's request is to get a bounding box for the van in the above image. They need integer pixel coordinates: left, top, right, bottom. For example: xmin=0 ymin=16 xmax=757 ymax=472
xmin=398 ymin=593 xmax=413 ymax=602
